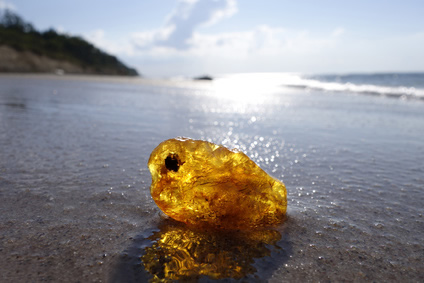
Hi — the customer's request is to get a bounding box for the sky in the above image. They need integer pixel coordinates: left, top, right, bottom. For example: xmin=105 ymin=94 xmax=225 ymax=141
xmin=1 ymin=0 xmax=424 ymax=77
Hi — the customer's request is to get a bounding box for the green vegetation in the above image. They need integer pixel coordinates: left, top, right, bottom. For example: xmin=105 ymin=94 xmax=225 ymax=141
xmin=0 ymin=10 xmax=138 ymax=76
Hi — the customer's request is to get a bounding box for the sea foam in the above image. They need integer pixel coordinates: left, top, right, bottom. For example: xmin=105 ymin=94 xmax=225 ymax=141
xmin=279 ymin=73 xmax=424 ymax=99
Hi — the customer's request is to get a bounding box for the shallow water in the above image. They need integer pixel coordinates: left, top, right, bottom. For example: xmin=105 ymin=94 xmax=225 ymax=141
xmin=0 ymin=74 xmax=423 ymax=282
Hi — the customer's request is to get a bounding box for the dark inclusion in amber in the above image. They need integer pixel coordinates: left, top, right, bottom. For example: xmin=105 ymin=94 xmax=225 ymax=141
xmin=148 ymin=137 xmax=287 ymax=229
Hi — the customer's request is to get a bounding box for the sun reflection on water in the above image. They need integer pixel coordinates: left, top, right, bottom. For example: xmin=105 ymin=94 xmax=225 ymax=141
xmin=210 ymin=73 xmax=291 ymax=104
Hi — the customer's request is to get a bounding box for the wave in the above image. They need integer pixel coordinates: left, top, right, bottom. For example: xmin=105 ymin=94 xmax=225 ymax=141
xmin=280 ymin=75 xmax=424 ymax=99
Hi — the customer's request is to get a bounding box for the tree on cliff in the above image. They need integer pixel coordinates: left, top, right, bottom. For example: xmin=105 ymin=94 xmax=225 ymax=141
xmin=0 ymin=10 xmax=138 ymax=76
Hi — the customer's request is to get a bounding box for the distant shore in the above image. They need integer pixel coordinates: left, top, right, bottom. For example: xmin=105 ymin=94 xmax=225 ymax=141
xmin=1 ymin=10 xmax=138 ymax=76
xmin=0 ymin=72 xmax=215 ymax=90
xmin=0 ymin=45 xmax=138 ymax=76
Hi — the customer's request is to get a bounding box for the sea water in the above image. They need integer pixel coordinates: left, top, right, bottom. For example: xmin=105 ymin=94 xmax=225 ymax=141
xmin=279 ymin=72 xmax=424 ymax=98
xmin=0 ymin=73 xmax=423 ymax=282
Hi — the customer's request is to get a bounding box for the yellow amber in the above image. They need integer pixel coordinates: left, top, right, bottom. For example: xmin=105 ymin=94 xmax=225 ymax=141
xmin=141 ymin=220 xmax=282 ymax=281
xmin=148 ymin=137 xmax=287 ymax=229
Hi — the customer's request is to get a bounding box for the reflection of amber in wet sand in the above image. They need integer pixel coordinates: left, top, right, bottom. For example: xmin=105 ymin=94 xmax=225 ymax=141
xmin=141 ymin=221 xmax=282 ymax=281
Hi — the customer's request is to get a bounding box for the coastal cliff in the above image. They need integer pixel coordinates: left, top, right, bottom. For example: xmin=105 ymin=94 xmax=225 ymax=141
xmin=0 ymin=10 xmax=138 ymax=76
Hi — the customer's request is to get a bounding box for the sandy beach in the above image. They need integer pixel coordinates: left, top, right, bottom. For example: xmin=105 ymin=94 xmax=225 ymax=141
xmin=0 ymin=74 xmax=423 ymax=282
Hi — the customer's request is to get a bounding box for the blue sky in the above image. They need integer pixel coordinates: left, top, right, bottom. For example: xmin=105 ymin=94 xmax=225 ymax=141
xmin=1 ymin=0 xmax=423 ymax=77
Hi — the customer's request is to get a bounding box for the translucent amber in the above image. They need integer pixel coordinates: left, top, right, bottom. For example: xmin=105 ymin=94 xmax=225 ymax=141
xmin=148 ymin=137 xmax=287 ymax=229
xmin=141 ymin=220 xmax=282 ymax=281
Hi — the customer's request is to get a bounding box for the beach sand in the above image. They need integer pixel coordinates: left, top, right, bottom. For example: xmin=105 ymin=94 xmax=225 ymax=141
xmin=0 ymin=74 xmax=423 ymax=282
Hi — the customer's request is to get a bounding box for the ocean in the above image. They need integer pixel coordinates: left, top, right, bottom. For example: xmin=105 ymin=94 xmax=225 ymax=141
xmin=212 ymin=72 xmax=424 ymax=99
xmin=0 ymin=73 xmax=423 ymax=282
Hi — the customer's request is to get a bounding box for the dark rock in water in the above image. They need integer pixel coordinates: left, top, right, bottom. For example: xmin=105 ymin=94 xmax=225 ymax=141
xmin=194 ymin=75 xmax=213 ymax=81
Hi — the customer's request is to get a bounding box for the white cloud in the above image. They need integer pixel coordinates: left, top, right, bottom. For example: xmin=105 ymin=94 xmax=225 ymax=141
xmin=185 ymin=26 xmax=345 ymax=74
xmin=124 ymin=23 xmax=349 ymax=76
xmin=202 ymin=0 xmax=237 ymax=26
xmin=331 ymin=31 xmax=424 ymax=72
xmin=134 ymin=0 xmax=238 ymax=50
xmin=132 ymin=24 xmax=340 ymax=60
xmin=80 ymin=1 xmax=348 ymax=75
xmin=0 ymin=0 xmax=16 ymax=11
xmin=331 ymin=27 xmax=345 ymax=37
xmin=79 ymin=1 xmax=423 ymax=76
xmin=123 ymin=0 xmax=347 ymax=75
xmin=83 ymin=29 xmax=135 ymax=56
xmin=54 ymin=25 xmax=66 ymax=34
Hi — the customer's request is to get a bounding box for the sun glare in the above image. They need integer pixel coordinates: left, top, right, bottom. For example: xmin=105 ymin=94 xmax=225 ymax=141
xmin=210 ymin=73 xmax=293 ymax=104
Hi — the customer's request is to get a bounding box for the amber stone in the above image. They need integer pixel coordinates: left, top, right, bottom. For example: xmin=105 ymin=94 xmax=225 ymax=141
xmin=148 ymin=137 xmax=287 ymax=229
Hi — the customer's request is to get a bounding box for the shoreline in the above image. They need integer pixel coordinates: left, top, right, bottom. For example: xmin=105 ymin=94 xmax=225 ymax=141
xmin=0 ymin=72 xmax=212 ymax=85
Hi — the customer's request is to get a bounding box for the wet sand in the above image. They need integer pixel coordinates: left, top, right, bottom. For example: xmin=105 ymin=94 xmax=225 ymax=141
xmin=0 ymin=74 xmax=423 ymax=282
